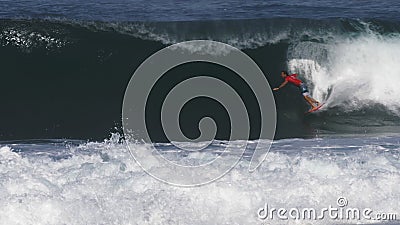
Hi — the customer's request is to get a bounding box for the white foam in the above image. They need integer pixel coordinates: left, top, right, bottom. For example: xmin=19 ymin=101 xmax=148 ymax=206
xmin=0 ymin=28 xmax=67 ymax=50
xmin=0 ymin=136 xmax=399 ymax=225
xmin=288 ymin=27 xmax=400 ymax=113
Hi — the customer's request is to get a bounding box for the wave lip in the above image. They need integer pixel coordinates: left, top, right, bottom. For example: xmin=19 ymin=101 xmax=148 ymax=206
xmin=2 ymin=18 xmax=400 ymax=50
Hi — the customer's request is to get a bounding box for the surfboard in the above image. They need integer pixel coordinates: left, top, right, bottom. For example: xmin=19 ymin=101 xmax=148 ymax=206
xmin=305 ymin=103 xmax=325 ymax=114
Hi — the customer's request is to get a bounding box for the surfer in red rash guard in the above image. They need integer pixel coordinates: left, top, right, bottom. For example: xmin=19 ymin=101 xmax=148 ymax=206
xmin=273 ymin=71 xmax=321 ymax=110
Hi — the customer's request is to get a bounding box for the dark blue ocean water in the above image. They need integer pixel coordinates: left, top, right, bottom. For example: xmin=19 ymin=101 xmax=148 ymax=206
xmin=1 ymin=0 xmax=400 ymax=21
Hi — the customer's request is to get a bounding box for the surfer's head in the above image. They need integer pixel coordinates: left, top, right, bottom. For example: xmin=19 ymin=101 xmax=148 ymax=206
xmin=281 ymin=70 xmax=288 ymax=78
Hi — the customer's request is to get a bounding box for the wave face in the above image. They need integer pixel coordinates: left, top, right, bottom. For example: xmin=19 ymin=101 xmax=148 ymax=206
xmin=0 ymin=135 xmax=399 ymax=224
xmin=1 ymin=18 xmax=400 ymax=140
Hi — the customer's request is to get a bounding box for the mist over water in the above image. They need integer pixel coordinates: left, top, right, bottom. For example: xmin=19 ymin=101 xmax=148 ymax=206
xmin=289 ymin=27 xmax=400 ymax=114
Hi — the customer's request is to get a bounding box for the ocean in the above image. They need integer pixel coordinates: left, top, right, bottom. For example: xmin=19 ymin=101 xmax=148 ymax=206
xmin=0 ymin=0 xmax=400 ymax=224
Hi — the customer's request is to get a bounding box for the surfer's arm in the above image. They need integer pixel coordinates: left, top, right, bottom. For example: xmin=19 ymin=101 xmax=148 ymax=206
xmin=273 ymin=80 xmax=288 ymax=91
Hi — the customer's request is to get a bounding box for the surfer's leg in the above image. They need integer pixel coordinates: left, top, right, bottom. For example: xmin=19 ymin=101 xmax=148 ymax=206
xmin=304 ymin=95 xmax=318 ymax=109
xmin=300 ymin=84 xmax=318 ymax=108
xmin=303 ymin=91 xmax=320 ymax=106
xmin=303 ymin=92 xmax=320 ymax=109
xmin=309 ymin=96 xmax=320 ymax=105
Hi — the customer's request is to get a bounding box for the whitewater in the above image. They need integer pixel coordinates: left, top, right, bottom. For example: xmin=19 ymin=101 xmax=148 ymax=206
xmin=0 ymin=134 xmax=399 ymax=225
xmin=288 ymin=24 xmax=400 ymax=114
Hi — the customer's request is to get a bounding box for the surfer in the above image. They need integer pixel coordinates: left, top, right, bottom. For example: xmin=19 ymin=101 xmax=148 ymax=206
xmin=273 ymin=71 xmax=321 ymax=110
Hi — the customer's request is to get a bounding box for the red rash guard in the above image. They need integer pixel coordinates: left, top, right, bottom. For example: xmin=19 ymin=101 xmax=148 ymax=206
xmin=285 ymin=74 xmax=303 ymax=86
